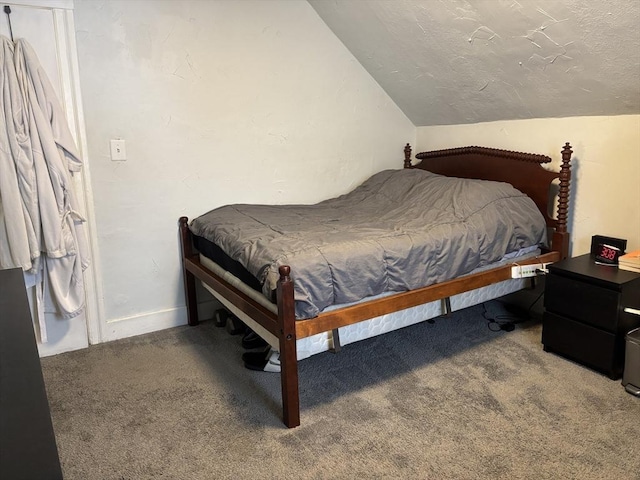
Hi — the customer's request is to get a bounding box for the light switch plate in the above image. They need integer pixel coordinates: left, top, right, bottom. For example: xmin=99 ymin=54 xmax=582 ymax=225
xmin=110 ymin=139 xmax=126 ymax=161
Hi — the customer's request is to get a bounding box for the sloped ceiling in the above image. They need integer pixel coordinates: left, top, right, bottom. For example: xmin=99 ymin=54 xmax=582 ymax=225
xmin=309 ymin=0 xmax=640 ymax=127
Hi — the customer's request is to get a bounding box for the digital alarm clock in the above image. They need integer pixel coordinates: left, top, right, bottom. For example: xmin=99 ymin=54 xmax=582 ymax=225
xmin=594 ymin=243 xmax=622 ymax=265
xmin=591 ymin=235 xmax=627 ymax=265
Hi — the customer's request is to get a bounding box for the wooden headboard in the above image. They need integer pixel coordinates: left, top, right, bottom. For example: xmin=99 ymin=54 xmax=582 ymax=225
xmin=403 ymin=143 xmax=572 ymax=258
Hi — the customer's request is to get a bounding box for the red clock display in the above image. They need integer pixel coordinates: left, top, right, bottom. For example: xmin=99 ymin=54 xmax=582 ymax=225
xmin=595 ymin=243 xmax=621 ymax=265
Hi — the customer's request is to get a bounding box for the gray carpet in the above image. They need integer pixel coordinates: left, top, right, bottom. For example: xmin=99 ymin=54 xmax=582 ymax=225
xmin=41 ymin=299 xmax=640 ymax=480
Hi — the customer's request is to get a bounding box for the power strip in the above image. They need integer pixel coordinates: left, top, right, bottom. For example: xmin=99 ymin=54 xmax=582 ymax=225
xmin=511 ymin=263 xmax=544 ymax=278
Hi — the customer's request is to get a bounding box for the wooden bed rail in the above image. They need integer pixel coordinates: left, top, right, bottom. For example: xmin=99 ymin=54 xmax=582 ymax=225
xmin=296 ymin=251 xmax=560 ymax=338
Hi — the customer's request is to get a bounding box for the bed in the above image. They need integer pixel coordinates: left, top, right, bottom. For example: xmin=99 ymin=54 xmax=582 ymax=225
xmin=178 ymin=142 xmax=573 ymax=428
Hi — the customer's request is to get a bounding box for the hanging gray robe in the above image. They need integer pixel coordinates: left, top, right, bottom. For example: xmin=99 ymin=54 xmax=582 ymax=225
xmin=0 ymin=37 xmax=33 ymax=270
xmin=0 ymin=36 xmax=89 ymax=321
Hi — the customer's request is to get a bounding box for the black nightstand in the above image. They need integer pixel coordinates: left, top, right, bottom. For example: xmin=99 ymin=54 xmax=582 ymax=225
xmin=542 ymin=254 xmax=640 ymax=379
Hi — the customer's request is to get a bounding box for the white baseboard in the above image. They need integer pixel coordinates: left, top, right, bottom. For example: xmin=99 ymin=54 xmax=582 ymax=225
xmin=101 ymin=300 xmax=218 ymax=343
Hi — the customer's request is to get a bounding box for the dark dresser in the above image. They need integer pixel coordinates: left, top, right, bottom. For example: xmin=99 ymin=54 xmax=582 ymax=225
xmin=542 ymin=254 xmax=640 ymax=379
xmin=0 ymin=268 xmax=63 ymax=479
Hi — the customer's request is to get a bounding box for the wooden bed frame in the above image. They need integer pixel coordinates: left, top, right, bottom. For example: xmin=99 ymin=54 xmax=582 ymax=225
xmin=178 ymin=142 xmax=573 ymax=428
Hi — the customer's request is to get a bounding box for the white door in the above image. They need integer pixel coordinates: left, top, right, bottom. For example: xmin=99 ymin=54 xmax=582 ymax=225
xmin=1 ymin=0 xmax=102 ymax=356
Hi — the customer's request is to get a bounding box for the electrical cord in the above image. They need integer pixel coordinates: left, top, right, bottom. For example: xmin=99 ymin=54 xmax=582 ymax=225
xmin=527 ymin=289 xmax=545 ymax=312
xmin=482 ymin=303 xmax=520 ymax=332
xmin=483 ymin=291 xmax=545 ymax=332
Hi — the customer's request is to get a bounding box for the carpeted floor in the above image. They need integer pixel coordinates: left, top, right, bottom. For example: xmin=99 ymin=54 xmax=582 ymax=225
xmin=41 ymin=299 xmax=640 ymax=480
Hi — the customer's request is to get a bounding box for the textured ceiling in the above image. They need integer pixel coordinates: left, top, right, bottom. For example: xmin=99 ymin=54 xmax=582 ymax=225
xmin=309 ymin=0 xmax=640 ymax=126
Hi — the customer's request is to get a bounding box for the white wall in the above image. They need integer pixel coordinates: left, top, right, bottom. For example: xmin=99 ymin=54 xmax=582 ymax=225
xmin=73 ymin=0 xmax=415 ymax=341
xmin=71 ymin=1 xmax=638 ymax=345
xmin=416 ymin=115 xmax=640 ymax=256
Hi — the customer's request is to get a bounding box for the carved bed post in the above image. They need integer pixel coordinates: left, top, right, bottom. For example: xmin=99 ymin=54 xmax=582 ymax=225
xmin=403 ymin=143 xmax=412 ymax=168
xmin=552 ymin=143 xmax=572 ymax=259
xmin=179 ymin=217 xmax=199 ymax=326
xmin=276 ymin=266 xmax=300 ymax=428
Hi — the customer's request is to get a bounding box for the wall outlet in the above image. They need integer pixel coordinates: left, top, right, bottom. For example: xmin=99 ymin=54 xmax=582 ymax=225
xmin=511 ymin=264 xmax=543 ymax=278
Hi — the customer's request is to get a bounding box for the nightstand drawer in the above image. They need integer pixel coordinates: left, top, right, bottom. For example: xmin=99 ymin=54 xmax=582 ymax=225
xmin=545 ymin=274 xmax=619 ymax=331
xmin=542 ymin=311 xmax=622 ymax=379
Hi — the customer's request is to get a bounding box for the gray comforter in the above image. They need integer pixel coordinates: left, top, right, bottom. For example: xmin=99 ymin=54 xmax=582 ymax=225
xmin=190 ymin=169 xmax=546 ymax=319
